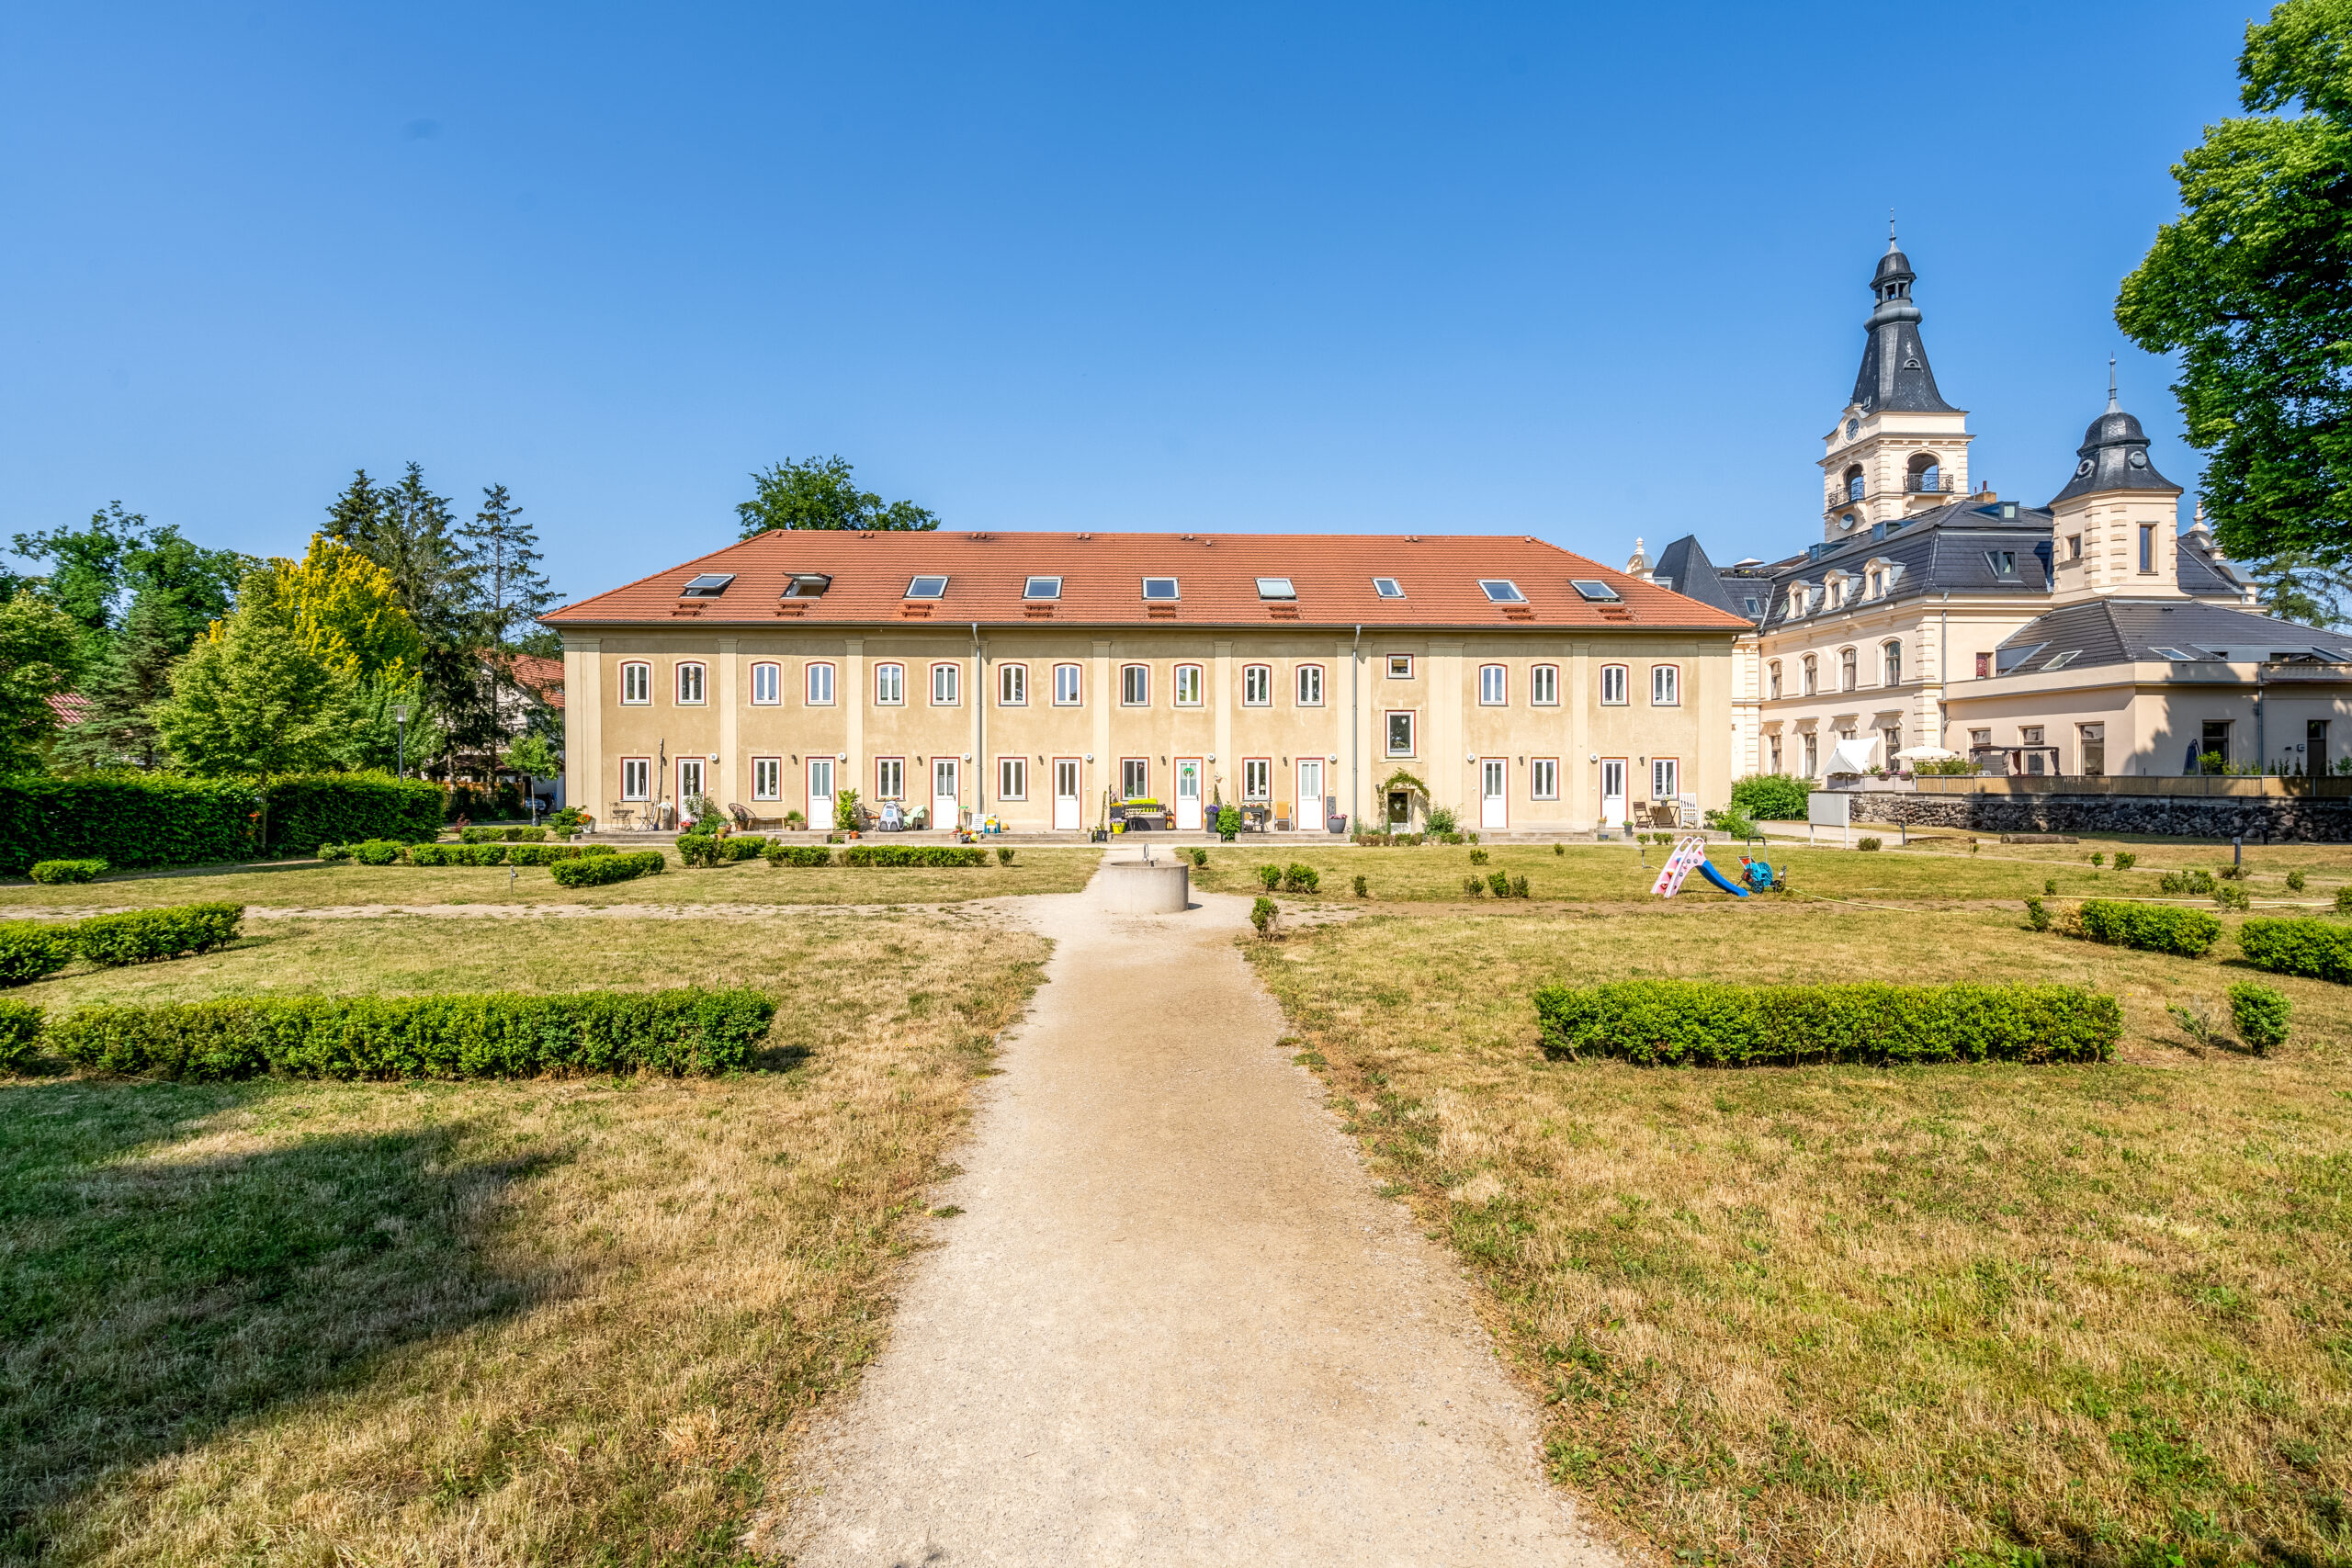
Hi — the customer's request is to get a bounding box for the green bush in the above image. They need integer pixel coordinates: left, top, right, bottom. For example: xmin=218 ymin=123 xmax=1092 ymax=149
xmin=2113 ymin=852 xmax=2135 ymax=870
xmin=2044 ymin=877 xmax=2058 ymax=896
xmin=549 ymin=851 xmax=666 ymax=888
xmin=763 ymin=844 xmax=835 ymax=867
xmin=1439 ymin=831 xmax=1465 ymax=846
xmin=49 ymin=987 xmax=775 ymax=1080
xmin=2214 ymin=882 xmax=2252 ymax=912
xmin=28 ymin=859 xmax=107 ymax=885
xmin=1509 ymin=874 xmax=1529 ymax=898
xmin=1282 ymin=863 xmax=1319 ymax=894
xmin=2228 ymin=981 xmax=2290 ymax=1054
xmin=1532 ymin=980 xmax=2120 ymax=1066
xmin=1351 ymin=874 xmax=1368 ymax=898
xmin=839 ymin=845 xmax=989 ymax=867
xmin=0 ymin=921 xmax=77 ymax=986
xmin=1217 ymin=806 xmax=1240 ymax=837
xmin=1728 ymin=773 xmax=1811 ymax=822
xmin=316 ymin=842 xmax=352 ymax=862
xmin=0 ymin=774 xmax=249 ymax=874
xmin=73 ymin=903 xmax=243 ymax=966
xmin=351 ymin=840 xmax=404 ymax=866
xmin=505 ymin=844 xmax=614 ymax=866
xmin=2071 ymin=899 xmax=2222 ymax=957
xmin=1256 ymin=863 xmax=1282 ymax=891
xmin=721 ymin=835 xmax=767 ymax=863
xmin=1468 ymin=848 xmax=1490 ymax=865
xmin=2025 ymin=897 xmax=2051 ymax=931
xmin=1857 ymin=837 xmax=1881 ymax=852
xmin=1463 ymin=875 xmax=1484 ymax=897
xmin=675 ymin=833 xmax=721 ymax=868
xmin=2239 ymin=918 xmax=2352 ymax=983
xmin=2286 ymin=869 xmax=2307 ymax=892
xmin=266 ymin=773 xmax=445 ymax=852
xmin=461 ymin=826 xmax=548 ymax=843
xmin=0 ymin=999 xmax=41 ymax=1072
xmin=1001 ymin=846 xmax=1020 ymax=865
xmin=1250 ymin=896 xmax=1277 ymax=934
xmin=2336 ymin=885 xmax=2352 ymax=915
xmin=1487 ymin=870 xmax=1510 ymax=897
xmin=2090 ymin=852 xmax=2105 ymax=867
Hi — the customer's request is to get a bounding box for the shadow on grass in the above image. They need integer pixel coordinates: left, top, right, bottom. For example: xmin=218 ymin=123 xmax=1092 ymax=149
xmin=0 ymin=1077 xmax=558 ymax=1556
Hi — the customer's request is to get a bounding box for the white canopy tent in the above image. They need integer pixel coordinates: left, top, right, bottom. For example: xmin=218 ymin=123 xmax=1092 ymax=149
xmin=1826 ymin=737 xmax=1881 ymax=776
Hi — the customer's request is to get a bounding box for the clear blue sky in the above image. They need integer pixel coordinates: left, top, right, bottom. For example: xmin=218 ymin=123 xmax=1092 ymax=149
xmin=0 ymin=2 xmax=2252 ymax=604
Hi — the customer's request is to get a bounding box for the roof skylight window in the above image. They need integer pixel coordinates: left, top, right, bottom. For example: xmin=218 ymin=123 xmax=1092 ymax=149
xmin=1023 ymin=576 xmax=1062 ymax=600
xmin=905 ymin=575 xmax=948 ymax=600
xmin=781 ymin=572 xmax=831 ymax=598
xmin=2042 ymin=650 xmax=2082 ymax=671
xmin=1255 ymin=577 xmax=1296 ymax=600
xmin=1478 ymin=580 xmax=1527 ymax=603
xmin=1141 ymin=577 xmax=1180 ymax=601
xmin=1372 ymin=577 xmax=1404 ymax=598
xmin=680 ymin=572 xmax=736 ymax=598
xmin=1569 ymin=581 xmax=1621 ymax=602
xmin=2151 ymin=647 xmax=2198 ymax=660
xmin=1985 ymin=550 xmax=2018 ymax=577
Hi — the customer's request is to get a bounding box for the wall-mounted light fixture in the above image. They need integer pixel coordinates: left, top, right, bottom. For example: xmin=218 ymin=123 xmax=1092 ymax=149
xmin=836 ymin=752 xmax=847 ymax=762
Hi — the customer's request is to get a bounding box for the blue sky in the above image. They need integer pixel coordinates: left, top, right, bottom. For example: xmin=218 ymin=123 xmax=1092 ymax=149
xmin=0 ymin=3 xmax=2251 ymax=604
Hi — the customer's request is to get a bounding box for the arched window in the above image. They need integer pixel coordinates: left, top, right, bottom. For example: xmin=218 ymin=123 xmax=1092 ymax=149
xmin=1839 ymin=647 xmax=1858 ymax=693
xmin=1241 ymin=664 xmax=1272 ymax=706
xmin=1600 ymin=664 xmax=1628 ymax=705
xmin=1906 ymin=452 xmax=1940 ymax=494
xmin=751 ymin=661 xmax=781 ymax=705
xmin=1883 ymin=639 xmax=1903 ymax=686
xmin=1844 ymin=464 xmax=1865 ymax=502
xmin=1802 ymin=655 xmax=1817 ymax=696
xmin=1768 ymin=660 xmax=1782 ymax=700
xmin=620 ymin=660 xmax=650 ymax=705
xmin=675 ymin=661 xmax=707 ymax=705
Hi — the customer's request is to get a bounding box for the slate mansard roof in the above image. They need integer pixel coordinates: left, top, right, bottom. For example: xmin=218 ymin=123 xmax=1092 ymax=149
xmin=543 ymin=531 xmax=1757 ymax=633
xmin=1990 ymin=599 xmax=2352 ymax=678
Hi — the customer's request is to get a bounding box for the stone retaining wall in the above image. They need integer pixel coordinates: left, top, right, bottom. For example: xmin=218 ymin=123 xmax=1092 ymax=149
xmin=1845 ymin=792 xmax=2352 ymax=842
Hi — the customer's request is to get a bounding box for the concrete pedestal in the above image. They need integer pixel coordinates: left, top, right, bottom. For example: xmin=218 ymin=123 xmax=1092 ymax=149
xmin=1101 ymin=860 xmax=1192 ymax=914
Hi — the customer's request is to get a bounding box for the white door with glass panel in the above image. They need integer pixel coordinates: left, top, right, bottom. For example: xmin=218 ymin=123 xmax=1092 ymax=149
xmin=1479 ymin=759 xmax=1508 ymax=828
xmin=1175 ymin=759 xmax=1203 ymax=830
xmin=933 ymin=758 xmax=960 ymax=829
xmin=807 ymin=758 xmax=835 ymax=829
xmin=1600 ymin=759 xmax=1627 ymax=827
xmin=1053 ymin=758 xmax=1082 ymax=830
xmin=1296 ymin=759 xmax=1324 ymax=829
xmin=677 ymin=758 xmax=705 ymax=809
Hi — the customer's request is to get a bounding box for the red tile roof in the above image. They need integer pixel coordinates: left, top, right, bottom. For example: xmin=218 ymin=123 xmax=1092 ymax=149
xmin=543 ymin=531 xmax=1750 ymax=632
xmin=47 ymin=693 xmax=92 ymax=726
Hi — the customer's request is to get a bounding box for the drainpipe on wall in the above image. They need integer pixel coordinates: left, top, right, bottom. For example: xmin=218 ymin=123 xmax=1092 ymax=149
xmin=1351 ymin=624 xmax=1363 ymax=832
xmin=972 ymin=622 xmax=984 ymax=823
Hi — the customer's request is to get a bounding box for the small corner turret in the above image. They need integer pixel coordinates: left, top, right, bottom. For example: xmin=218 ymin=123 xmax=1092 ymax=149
xmin=2047 ymin=368 xmax=2186 ymax=605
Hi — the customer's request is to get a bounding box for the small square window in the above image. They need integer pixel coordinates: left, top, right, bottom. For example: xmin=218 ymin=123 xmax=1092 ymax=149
xmin=906 ymin=575 xmax=948 ymax=600
xmin=1479 ymin=580 xmax=1525 ymax=603
xmin=1142 ymin=577 xmax=1180 ymax=600
xmin=1373 ymin=577 xmax=1404 ymax=598
xmin=1256 ymin=577 xmax=1295 ymax=600
xmin=1023 ymin=576 xmax=1061 ymax=600
xmin=1569 ymin=580 xmax=1620 ymax=602
xmin=1985 ymin=551 xmax=2018 ymax=577
xmin=1386 ymin=654 xmax=1414 ymax=679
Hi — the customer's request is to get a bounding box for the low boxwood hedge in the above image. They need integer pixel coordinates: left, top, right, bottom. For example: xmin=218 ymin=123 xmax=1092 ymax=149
xmin=549 ymin=850 xmax=666 ymax=888
xmin=840 ymin=845 xmax=989 ymax=867
xmin=763 ymin=844 xmax=835 ymax=867
xmin=460 ymin=826 xmax=548 ymax=843
xmin=2069 ymin=899 xmax=2222 ymax=957
xmin=1532 ymin=979 xmax=2120 ymax=1066
xmin=28 ymin=859 xmax=107 ymax=885
xmin=2238 ymin=917 xmax=2352 ymax=983
xmin=0 ymin=921 xmax=77 ymax=986
xmin=72 ymin=903 xmax=243 ymax=966
xmin=48 ymin=987 xmax=775 ymax=1080
xmin=0 ymin=1000 xmax=43 ymax=1072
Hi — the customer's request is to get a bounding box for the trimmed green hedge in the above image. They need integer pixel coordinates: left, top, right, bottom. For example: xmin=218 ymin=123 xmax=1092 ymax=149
xmin=28 ymin=859 xmax=107 ymax=885
xmin=0 ymin=773 xmax=445 ymax=874
xmin=461 ymin=826 xmax=548 ymax=843
xmin=0 ymin=921 xmax=77 ymax=986
xmin=2070 ymin=899 xmax=2222 ymax=957
xmin=265 ymin=774 xmax=445 ymax=853
xmin=1729 ymin=773 xmax=1812 ymax=822
xmin=1532 ymin=979 xmax=2120 ymax=1066
xmin=0 ymin=1000 xmax=41 ymax=1073
xmin=405 ymin=841 xmax=616 ymax=867
xmin=763 ymin=844 xmax=835 ymax=867
xmin=2238 ymin=918 xmax=2352 ymax=983
xmin=73 ymin=903 xmax=243 ymax=966
xmin=49 ymin=987 xmax=775 ymax=1080
xmin=549 ymin=851 xmax=666 ymax=888
xmin=841 ymin=845 xmax=989 ymax=867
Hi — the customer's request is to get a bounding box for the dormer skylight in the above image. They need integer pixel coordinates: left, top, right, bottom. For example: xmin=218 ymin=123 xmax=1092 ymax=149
xmin=2043 ymin=650 xmax=2082 ymax=671
xmin=1478 ymin=580 xmax=1526 ymax=603
xmin=1023 ymin=576 xmax=1062 ymax=600
xmin=680 ymin=572 xmax=736 ymax=598
xmin=905 ymin=575 xmax=949 ymax=600
xmin=1570 ymin=581 xmax=1620 ymax=602
xmin=1256 ymin=577 xmax=1296 ymax=600
xmin=1142 ymin=577 xmax=1180 ymax=601
xmin=781 ymin=572 xmax=832 ymax=598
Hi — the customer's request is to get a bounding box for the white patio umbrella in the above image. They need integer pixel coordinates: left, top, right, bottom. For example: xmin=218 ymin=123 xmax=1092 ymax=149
xmin=1894 ymin=745 xmax=1961 ymax=761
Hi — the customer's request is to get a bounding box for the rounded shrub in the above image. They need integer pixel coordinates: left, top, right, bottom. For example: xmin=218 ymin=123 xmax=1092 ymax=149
xmin=28 ymin=859 xmax=107 ymax=885
xmin=2227 ymin=981 xmax=2290 ymax=1055
xmin=0 ymin=921 xmax=77 ymax=986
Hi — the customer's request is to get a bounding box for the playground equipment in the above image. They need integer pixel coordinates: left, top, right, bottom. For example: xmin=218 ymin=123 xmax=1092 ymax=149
xmin=1650 ymin=835 xmax=1766 ymax=898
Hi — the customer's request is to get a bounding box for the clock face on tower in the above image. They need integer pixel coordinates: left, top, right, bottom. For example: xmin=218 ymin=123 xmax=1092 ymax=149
xmin=1844 ymin=418 xmax=1860 ymax=440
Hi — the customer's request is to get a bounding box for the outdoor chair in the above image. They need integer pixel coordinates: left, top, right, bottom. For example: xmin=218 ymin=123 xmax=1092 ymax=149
xmin=729 ymin=802 xmax=754 ymax=830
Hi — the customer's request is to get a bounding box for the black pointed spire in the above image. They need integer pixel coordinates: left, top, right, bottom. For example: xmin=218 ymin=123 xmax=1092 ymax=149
xmin=1848 ymin=231 xmax=1957 ymax=414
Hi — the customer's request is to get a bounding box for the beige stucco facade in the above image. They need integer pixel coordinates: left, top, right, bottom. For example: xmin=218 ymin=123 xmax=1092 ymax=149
xmin=563 ymin=626 xmax=1736 ymax=832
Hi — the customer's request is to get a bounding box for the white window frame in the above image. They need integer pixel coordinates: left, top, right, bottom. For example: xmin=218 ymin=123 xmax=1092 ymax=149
xmin=1121 ymin=758 xmax=1150 ymax=798
xmin=1531 ymin=663 xmax=1559 ymax=705
xmin=1652 ymin=757 xmax=1679 ymax=799
xmin=1385 ymin=710 xmax=1415 ymax=757
xmin=1373 ymin=577 xmax=1404 ymax=599
xmin=620 ymin=660 xmax=651 ymax=705
xmin=1173 ymin=663 xmax=1204 ymax=705
xmin=1386 ymin=654 xmax=1414 ymax=679
xmin=1242 ymin=758 xmax=1272 ymax=802
xmin=999 ymin=661 xmax=1027 ymax=705
xmin=931 ymin=661 xmax=960 ymax=706
xmin=1600 ymin=663 xmax=1628 ymax=705
xmin=675 ymin=661 xmax=707 ymax=705
xmin=621 ymin=756 xmax=650 ymax=801
xmin=1242 ymin=663 xmax=1272 ymax=706
xmin=806 ymin=661 xmax=835 ymax=705
xmin=1478 ymin=579 xmax=1525 ymax=603
xmin=1121 ymin=663 xmax=1150 ymax=706
xmin=1650 ymin=664 xmax=1679 ymax=706
xmin=876 ymin=757 xmax=905 ymax=800
xmin=875 ymin=662 xmax=905 ymax=705
xmin=752 ymin=756 xmax=782 ymax=800
xmin=1295 ymin=663 xmax=1324 ymax=706
xmin=751 ymin=660 xmax=781 ymax=705
xmin=1023 ymin=575 xmax=1062 ymax=600
xmin=1142 ymin=576 xmax=1180 ymax=602
xmin=1478 ymin=664 xmax=1507 ymax=705
xmin=1532 ymin=757 xmax=1558 ymax=799
xmin=998 ymin=755 xmax=1028 ymax=800
xmin=1053 ymin=663 xmax=1082 ymax=705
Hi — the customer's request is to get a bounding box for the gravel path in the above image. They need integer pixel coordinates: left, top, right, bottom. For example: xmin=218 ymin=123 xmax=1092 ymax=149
xmin=763 ymin=865 xmax=1615 ymax=1566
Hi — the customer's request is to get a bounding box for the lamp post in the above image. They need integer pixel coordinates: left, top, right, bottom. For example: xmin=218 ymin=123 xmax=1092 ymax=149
xmin=394 ymin=706 xmax=409 ymax=780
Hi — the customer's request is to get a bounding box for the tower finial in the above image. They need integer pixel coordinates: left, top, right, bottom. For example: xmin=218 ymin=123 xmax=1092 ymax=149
xmin=2106 ymin=355 xmax=2119 ymax=412
xmin=1886 ymin=209 xmax=1898 ymax=251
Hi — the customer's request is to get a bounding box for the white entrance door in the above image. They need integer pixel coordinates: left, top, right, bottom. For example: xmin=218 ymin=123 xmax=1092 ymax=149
xmin=933 ymin=758 xmax=960 ymax=830
xmin=1175 ymin=759 xmax=1203 ymax=830
xmin=1053 ymin=758 xmax=1081 ymax=830
xmin=807 ymin=758 xmax=834 ymax=830
xmin=1480 ymin=759 xmax=1508 ymax=829
xmin=1600 ymin=759 xmax=1627 ymax=827
xmin=677 ymin=758 xmax=706 ymax=811
xmin=1296 ymin=759 xmax=1325 ymax=830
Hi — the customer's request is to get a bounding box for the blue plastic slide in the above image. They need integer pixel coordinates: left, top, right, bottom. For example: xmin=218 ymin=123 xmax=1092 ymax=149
xmin=1694 ymin=858 xmax=1749 ymax=897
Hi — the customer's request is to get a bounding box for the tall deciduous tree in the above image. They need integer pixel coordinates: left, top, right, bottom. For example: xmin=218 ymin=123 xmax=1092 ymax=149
xmin=0 ymin=597 xmax=85 ymax=773
xmin=2116 ymin=0 xmax=2352 ymax=566
xmin=735 ymin=456 xmax=940 ymax=539
xmin=10 ymin=504 xmax=246 ymax=655
xmin=242 ymin=537 xmax=425 ymax=680
xmin=150 ymin=571 xmax=354 ymax=775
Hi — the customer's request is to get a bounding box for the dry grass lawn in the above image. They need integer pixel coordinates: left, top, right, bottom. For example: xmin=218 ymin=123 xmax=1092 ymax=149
xmin=1246 ymin=898 xmax=2352 ymax=1568
xmin=2 ymin=911 xmax=1050 ymax=1566
xmin=0 ymin=845 xmax=1102 ymax=912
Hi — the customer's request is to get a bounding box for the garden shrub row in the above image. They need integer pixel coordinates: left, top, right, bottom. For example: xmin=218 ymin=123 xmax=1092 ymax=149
xmin=29 ymin=859 xmax=107 ymax=884
xmin=0 ymin=1000 xmax=42 ymax=1073
xmin=2069 ymin=899 xmax=2222 ymax=957
xmin=0 ymin=773 xmax=447 ymax=873
xmin=460 ymin=826 xmax=549 ymax=843
xmin=403 ymin=842 xmax=616 ymax=867
xmin=0 ymin=902 xmax=245 ymax=986
xmin=47 ymin=987 xmax=775 ymax=1080
xmin=1532 ymin=979 xmax=2120 ymax=1066
xmin=840 ymin=845 xmax=990 ymax=867
xmin=763 ymin=844 xmax=836 ymax=867
xmin=677 ymin=834 xmax=767 ymax=867
xmin=549 ymin=851 xmax=666 ymax=887
xmin=2238 ymin=918 xmax=2352 ymax=983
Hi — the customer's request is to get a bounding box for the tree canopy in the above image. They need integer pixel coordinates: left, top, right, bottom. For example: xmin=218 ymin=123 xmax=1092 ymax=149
xmin=241 ymin=536 xmax=425 ymax=680
xmin=0 ymin=597 xmax=85 ymax=773
xmin=2116 ymin=0 xmax=2352 ymax=566
xmin=735 ymin=456 xmax=940 ymax=538
xmin=149 ymin=570 xmax=356 ymax=775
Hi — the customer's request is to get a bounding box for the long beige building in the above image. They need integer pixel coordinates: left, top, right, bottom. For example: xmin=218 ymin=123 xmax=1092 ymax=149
xmin=544 ymin=532 xmax=1750 ymax=833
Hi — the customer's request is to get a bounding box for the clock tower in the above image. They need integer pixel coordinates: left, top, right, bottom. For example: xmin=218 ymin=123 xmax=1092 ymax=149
xmin=1817 ymin=231 xmax=1974 ymax=541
